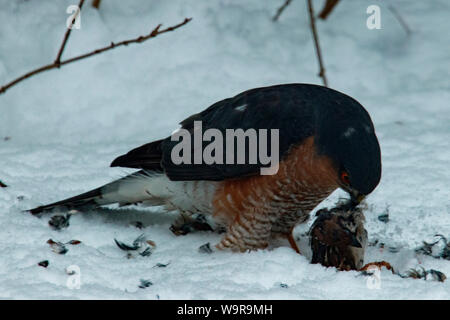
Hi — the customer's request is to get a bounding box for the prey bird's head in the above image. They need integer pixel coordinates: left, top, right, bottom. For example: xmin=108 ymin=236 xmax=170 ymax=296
xmin=315 ymin=90 xmax=382 ymax=204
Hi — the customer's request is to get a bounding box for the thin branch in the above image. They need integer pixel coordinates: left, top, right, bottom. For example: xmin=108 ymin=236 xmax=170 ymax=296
xmin=55 ymin=0 xmax=85 ymax=66
xmin=272 ymin=0 xmax=293 ymax=22
xmin=318 ymin=0 xmax=340 ymax=20
xmin=0 ymin=18 xmax=192 ymax=95
xmin=388 ymin=5 xmax=411 ymax=35
xmin=306 ymin=0 xmax=328 ymax=87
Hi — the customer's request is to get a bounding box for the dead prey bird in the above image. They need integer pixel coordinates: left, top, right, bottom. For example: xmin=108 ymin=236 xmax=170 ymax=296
xmin=309 ymin=199 xmax=367 ymax=271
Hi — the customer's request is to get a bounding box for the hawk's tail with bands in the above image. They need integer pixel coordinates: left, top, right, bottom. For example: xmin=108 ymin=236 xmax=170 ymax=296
xmin=28 ymin=170 xmax=164 ymax=215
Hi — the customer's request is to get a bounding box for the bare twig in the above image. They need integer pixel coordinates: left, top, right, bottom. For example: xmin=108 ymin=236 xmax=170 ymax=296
xmin=273 ymin=0 xmax=293 ymax=22
xmin=306 ymin=0 xmax=328 ymax=87
xmin=55 ymin=0 xmax=85 ymax=66
xmin=318 ymin=0 xmax=340 ymax=20
xmin=92 ymin=0 xmax=101 ymax=9
xmin=388 ymin=5 xmax=411 ymax=35
xmin=0 ymin=18 xmax=192 ymax=95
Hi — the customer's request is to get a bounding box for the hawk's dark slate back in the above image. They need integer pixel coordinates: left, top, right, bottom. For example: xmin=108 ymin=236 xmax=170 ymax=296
xmin=112 ymin=83 xmax=381 ymax=194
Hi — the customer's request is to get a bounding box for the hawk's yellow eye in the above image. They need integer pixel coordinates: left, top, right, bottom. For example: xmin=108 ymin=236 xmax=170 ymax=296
xmin=341 ymin=171 xmax=350 ymax=185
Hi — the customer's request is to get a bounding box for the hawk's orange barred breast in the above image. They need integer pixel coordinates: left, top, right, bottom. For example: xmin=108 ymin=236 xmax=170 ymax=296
xmin=212 ymin=136 xmax=340 ymax=251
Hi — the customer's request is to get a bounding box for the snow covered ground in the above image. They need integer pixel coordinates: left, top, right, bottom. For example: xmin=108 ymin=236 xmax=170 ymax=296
xmin=0 ymin=0 xmax=449 ymax=299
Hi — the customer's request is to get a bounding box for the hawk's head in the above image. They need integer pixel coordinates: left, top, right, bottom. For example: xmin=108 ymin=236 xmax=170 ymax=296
xmin=315 ymin=93 xmax=382 ymax=204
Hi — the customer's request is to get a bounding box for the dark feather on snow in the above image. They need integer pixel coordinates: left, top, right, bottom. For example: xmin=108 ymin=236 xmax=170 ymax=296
xmin=47 ymin=239 xmax=68 ymax=255
xmin=138 ymin=279 xmax=153 ymax=289
xmin=38 ymin=260 xmax=49 ymax=268
xmin=49 ymin=214 xmax=71 ymax=230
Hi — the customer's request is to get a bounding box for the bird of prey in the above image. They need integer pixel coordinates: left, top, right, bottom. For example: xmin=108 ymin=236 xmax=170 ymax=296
xmin=29 ymin=83 xmax=381 ymax=253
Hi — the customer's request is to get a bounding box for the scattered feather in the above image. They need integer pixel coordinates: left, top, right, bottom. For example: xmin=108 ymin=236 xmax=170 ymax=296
xmin=415 ymin=234 xmax=450 ymax=259
xmin=114 ymin=238 xmax=140 ymax=251
xmin=139 ymin=247 xmax=152 ymax=257
xmin=38 ymin=260 xmax=49 ymax=268
xmin=428 ymin=269 xmax=447 ymax=282
xmin=360 ymin=261 xmax=395 ymax=273
xmin=378 ymin=213 xmax=389 ymax=223
xmin=434 ymin=234 xmax=450 ymax=260
xmin=138 ymin=279 xmax=153 ymax=289
xmin=170 ymin=214 xmax=214 ymax=235
xmin=401 ymin=267 xmax=446 ymax=282
xmin=114 ymin=234 xmax=155 ymax=258
xmin=415 ymin=241 xmax=435 ymax=256
xmin=132 ymin=221 xmax=144 ymax=229
xmin=154 ymin=262 xmax=170 ymax=268
xmin=66 ymin=267 xmax=77 ymax=276
xmin=67 ymin=240 xmax=82 ymax=245
xmin=388 ymin=246 xmax=400 ymax=253
xmin=377 ymin=206 xmax=390 ymax=223
xmin=199 ymin=243 xmax=213 ymax=254
xmin=133 ymin=234 xmax=146 ymax=248
xmin=146 ymin=240 xmax=156 ymax=247
xmin=47 ymin=239 xmax=68 ymax=255
xmin=49 ymin=214 xmax=71 ymax=230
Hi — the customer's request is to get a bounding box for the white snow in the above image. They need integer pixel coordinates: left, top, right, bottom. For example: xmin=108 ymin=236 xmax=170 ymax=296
xmin=1 ymin=0 xmax=450 ymax=299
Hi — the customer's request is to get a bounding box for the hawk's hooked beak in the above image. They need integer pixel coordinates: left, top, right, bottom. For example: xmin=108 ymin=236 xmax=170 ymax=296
xmin=350 ymin=192 xmax=365 ymax=206
xmin=340 ymin=184 xmax=365 ymax=206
